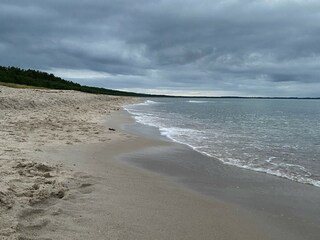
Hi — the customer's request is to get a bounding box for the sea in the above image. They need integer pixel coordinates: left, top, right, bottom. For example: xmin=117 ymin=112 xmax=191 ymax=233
xmin=124 ymin=98 xmax=320 ymax=188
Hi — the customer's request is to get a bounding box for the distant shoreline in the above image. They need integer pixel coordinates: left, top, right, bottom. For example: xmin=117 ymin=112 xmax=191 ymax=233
xmin=1 ymin=66 xmax=319 ymax=99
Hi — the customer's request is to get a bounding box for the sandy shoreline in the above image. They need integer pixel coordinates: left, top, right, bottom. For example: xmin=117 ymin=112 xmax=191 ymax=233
xmin=0 ymin=86 xmax=135 ymax=239
xmin=35 ymin=112 xmax=268 ymax=240
xmin=0 ymin=86 xmax=267 ymax=239
xmin=1 ymin=86 xmax=318 ymax=239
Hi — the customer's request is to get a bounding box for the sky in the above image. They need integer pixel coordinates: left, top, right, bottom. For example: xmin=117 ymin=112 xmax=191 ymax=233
xmin=1 ymin=0 xmax=320 ymax=97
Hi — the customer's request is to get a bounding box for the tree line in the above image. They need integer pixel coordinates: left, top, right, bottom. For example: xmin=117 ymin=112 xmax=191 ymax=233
xmin=0 ymin=66 xmax=156 ymax=97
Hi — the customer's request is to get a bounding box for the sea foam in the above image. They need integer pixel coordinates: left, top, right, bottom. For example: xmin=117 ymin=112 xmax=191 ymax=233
xmin=125 ymin=99 xmax=320 ymax=188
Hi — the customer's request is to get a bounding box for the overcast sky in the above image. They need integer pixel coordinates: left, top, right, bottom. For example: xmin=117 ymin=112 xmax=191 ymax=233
xmin=1 ymin=0 xmax=320 ymax=97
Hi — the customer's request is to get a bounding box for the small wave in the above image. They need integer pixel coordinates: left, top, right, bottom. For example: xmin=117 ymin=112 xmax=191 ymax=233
xmin=138 ymin=117 xmax=320 ymax=188
xmin=123 ymin=101 xmax=320 ymax=188
xmin=159 ymin=127 xmax=203 ymax=140
xmin=145 ymin=100 xmax=158 ymax=104
xmin=212 ymin=155 xmax=319 ymax=188
xmin=124 ymin=100 xmax=159 ymax=110
xmin=135 ymin=100 xmax=159 ymax=106
xmin=190 ymin=152 xmax=320 ymax=188
xmin=188 ymin=100 xmax=208 ymax=103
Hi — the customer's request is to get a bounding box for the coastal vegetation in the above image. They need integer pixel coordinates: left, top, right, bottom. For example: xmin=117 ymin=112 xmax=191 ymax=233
xmin=0 ymin=66 xmax=155 ymax=97
xmin=1 ymin=66 xmax=318 ymax=99
xmin=0 ymin=81 xmax=47 ymax=89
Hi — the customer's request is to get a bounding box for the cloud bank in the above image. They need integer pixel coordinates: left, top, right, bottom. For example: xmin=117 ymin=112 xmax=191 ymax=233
xmin=1 ymin=0 xmax=320 ymax=96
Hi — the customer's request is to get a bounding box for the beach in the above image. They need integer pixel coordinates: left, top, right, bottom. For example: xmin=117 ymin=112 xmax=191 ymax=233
xmin=123 ymin=111 xmax=320 ymax=240
xmin=0 ymin=86 xmax=133 ymax=239
xmin=1 ymin=86 xmax=319 ymax=239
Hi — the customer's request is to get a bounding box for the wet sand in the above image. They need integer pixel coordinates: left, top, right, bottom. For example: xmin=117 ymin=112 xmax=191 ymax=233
xmin=122 ymin=111 xmax=320 ymax=240
xmin=36 ymin=112 xmax=269 ymax=240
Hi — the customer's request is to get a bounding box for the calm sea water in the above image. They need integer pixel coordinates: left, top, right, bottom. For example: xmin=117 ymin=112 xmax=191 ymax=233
xmin=125 ymin=98 xmax=320 ymax=187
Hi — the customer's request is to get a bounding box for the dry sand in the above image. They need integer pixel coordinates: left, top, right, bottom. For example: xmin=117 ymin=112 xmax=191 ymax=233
xmin=1 ymin=86 xmax=268 ymax=240
xmin=0 ymin=86 xmax=133 ymax=239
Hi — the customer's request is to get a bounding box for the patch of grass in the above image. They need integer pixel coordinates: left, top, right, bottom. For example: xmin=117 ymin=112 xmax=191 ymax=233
xmin=0 ymin=81 xmax=47 ymax=89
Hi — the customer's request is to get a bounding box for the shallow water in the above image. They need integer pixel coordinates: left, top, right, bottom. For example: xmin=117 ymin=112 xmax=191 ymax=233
xmin=125 ymin=98 xmax=320 ymax=187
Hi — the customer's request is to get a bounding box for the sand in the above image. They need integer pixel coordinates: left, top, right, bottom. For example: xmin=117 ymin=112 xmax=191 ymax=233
xmin=0 ymin=86 xmax=134 ymax=239
xmin=36 ymin=114 xmax=268 ymax=240
xmin=0 ymin=86 xmax=271 ymax=239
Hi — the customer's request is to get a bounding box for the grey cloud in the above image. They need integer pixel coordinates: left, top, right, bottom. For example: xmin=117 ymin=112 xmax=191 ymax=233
xmin=269 ymin=73 xmax=319 ymax=83
xmin=0 ymin=0 xmax=320 ymax=96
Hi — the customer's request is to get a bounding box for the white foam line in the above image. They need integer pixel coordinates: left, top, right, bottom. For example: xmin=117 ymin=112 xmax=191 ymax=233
xmin=188 ymin=100 xmax=208 ymax=103
xmin=166 ymin=131 xmax=320 ymax=188
xmin=124 ymin=105 xmax=320 ymax=188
